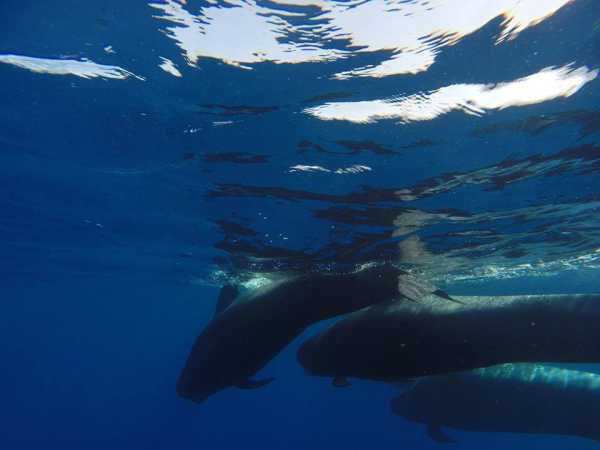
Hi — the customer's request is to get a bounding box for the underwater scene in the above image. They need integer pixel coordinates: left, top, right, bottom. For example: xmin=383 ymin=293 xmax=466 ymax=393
xmin=2 ymin=0 xmax=600 ymax=449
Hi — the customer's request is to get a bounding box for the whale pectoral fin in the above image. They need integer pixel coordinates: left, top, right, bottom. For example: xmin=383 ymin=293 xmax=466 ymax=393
xmin=235 ymin=377 xmax=275 ymax=390
xmin=332 ymin=376 xmax=351 ymax=388
xmin=426 ymin=424 xmax=456 ymax=444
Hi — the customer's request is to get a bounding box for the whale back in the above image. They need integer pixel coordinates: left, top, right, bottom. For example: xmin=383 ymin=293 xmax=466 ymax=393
xmin=392 ymin=364 xmax=600 ymax=441
xmin=298 ymin=293 xmax=600 ymax=381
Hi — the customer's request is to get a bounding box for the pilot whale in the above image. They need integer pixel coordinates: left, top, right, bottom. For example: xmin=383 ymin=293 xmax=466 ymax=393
xmin=298 ymin=293 xmax=600 ymax=383
xmin=177 ymin=264 xmax=444 ymax=403
xmin=392 ymin=363 xmax=600 ymax=443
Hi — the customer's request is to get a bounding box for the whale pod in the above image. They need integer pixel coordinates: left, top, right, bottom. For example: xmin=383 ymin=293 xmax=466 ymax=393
xmin=177 ymin=264 xmax=435 ymax=403
xmin=297 ymin=294 xmax=600 ymax=382
xmin=392 ymin=363 xmax=600 ymax=443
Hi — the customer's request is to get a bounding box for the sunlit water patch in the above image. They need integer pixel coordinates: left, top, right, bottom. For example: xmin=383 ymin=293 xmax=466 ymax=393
xmin=150 ymin=0 xmax=576 ymax=78
xmin=0 ymin=54 xmax=145 ymax=80
xmin=0 ymin=0 xmax=598 ymax=288
xmin=304 ymin=64 xmax=597 ymax=123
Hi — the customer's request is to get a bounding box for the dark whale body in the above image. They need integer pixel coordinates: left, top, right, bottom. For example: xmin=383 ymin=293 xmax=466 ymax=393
xmin=298 ymin=294 xmax=600 ymax=381
xmin=177 ymin=264 xmax=412 ymax=403
xmin=392 ymin=364 xmax=600 ymax=443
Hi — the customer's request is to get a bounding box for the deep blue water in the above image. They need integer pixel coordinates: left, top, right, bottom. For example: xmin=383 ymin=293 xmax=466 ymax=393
xmin=1 ymin=0 xmax=600 ymax=448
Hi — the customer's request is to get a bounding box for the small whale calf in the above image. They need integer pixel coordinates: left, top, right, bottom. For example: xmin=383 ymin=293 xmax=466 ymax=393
xmin=177 ymin=264 xmax=436 ymax=403
xmin=392 ymin=363 xmax=600 ymax=443
xmin=298 ymin=294 xmax=600 ymax=382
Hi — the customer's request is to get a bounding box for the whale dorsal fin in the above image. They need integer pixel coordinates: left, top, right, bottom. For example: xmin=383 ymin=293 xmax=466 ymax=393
xmin=398 ymin=274 xmax=460 ymax=304
xmin=432 ymin=289 xmax=463 ymax=304
xmin=427 ymin=424 xmax=456 ymax=444
xmin=215 ymin=284 xmax=240 ymax=316
xmin=235 ymin=377 xmax=275 ymax=390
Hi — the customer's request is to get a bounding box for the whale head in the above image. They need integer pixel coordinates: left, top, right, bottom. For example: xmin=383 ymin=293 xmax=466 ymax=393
xmin=176 ymin=322 xmax=234 ymax=404
xmin=176 ymin=355 xmax=226 ymax=404
xmin=296 ymin=331 xmax=335 ymax=377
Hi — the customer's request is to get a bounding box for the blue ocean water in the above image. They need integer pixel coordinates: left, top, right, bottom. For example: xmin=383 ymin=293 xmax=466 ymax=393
xmin=1 ymin=0 xmax=600 ymax=448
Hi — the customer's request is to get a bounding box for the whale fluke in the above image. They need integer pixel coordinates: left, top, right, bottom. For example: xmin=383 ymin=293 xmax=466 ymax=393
xmin=235 ymin=377 xmax=275 ymax=390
